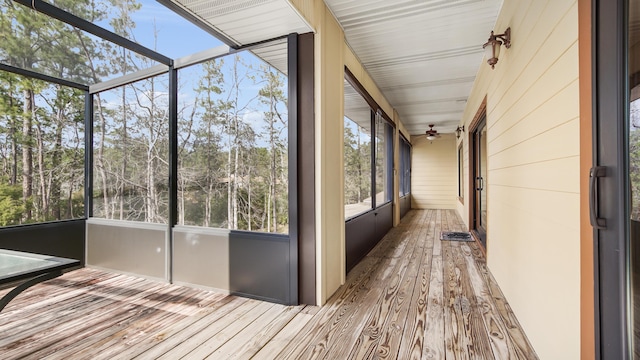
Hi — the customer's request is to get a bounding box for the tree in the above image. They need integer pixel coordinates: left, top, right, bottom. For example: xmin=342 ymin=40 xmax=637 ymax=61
xmin=221 ymin=54 xmax=258 ymax=230
xmin=0 ymin=71 xmax=22 ymax=185
xmin=1 ymin=0 xmax=104 ymax=223
xmin=257 ymin=65 xmax=287 ymax=232
xmin=0 ymin=182 xmax=24 ymax=226
xmin=188 ymin=59 xmax=226 ymax=227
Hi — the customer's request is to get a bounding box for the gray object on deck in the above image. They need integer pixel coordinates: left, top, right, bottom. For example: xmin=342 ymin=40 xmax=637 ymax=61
xmin=440 ymin=231 xmax=474 ymax=241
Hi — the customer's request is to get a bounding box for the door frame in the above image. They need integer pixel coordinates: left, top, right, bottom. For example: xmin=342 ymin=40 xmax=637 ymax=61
xmin=592 ymin=0 xmax=631 ymax=358
xmin=468 ymin=97 xmax=488 ymax=253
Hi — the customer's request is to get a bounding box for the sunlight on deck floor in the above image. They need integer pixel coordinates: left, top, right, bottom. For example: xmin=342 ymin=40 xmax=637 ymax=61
xmin=0 ymin=209 xmax=537 ymax=359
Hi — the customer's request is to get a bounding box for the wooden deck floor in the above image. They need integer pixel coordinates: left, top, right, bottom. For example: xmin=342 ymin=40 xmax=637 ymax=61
xmin=0 ymin=210 xmax=538 ymax=359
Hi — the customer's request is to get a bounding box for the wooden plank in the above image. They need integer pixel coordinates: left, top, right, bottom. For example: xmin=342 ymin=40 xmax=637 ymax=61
xmin=27 ymin=282 xmax=194 ymax=360
xmin=0 ymin=275 xmax=157 ymax=351
xmin=289 ymin=256 xmax=397 ymax=359
xmin=0 ymin=269 xmax=117 ymax=310
xmin=205 ymin=304 xmax=304 ymax=359
xmin=114 ymin=294 xmax=241 ymax=359
xmin=396 ymin=210 xmax=435 ymax=359
xmin=442 ymin=233 xmax=471 ymax=359
xmin=171 ymin=301 xmax=276 ymax=359
xmin=368 ymin=210 xmax=417 ymax=259
xmin=445 ymin=210 xmax=495 ymax=359
xmin=274 ymin=246 xmax=404 ymax=359
xmin=132 ymin=297 xmax=259 ymax=359
xmin=77 ymin=286 xmax=224 ymax=360
xmin=374 ymin=210 xmax=431 ymax=359
xmin=330 ymin=210 xmax=425 ymax=359
xmin=0 ymin=210 xmax=539 ymax=360
xmin=37 ymin=287 xmax=224 ymax=360
xmin=0 ymin=270 xmax=126 ymax=324
xmin=422 ymin=209 xmax=446 ymax=358
xmin=466 ymin=243 xmax=539 ymax=359
xmin=315 ymin=216 xmax=428 ymax=359
xmin=252 ymin=306 xmax=318 ymax=358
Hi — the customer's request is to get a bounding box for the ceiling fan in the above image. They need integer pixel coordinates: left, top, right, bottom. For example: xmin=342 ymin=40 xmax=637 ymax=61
xmin=424 ymin=124 xmax=441 ymax=140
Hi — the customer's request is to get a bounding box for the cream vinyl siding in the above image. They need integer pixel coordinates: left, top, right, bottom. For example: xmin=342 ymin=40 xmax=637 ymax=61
xmin=411 ymin=134 xmax=457 ymax=209
xmin=314 ymin=4 xmax=346 ymax=306
xmin=460 ymin=0 xmax=580 ymax=358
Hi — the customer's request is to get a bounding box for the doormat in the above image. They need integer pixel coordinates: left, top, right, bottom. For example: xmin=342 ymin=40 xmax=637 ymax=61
xmin=440 ymin=231 xmax=473 ymax=241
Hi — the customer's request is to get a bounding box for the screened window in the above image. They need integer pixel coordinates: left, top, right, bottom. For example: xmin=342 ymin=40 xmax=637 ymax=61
xmin=92 ymin=74 xmax=170 ymax=224
xmin=344 ymin=80 xmax=373 ymax=219
xmin=399 ymin=136 xmax=411 ymax=197
xmin=344 ymin=75 xmax=395 ymax=220
xmin=0 ymin=72 xmax=85 ymax=226
xmin=375 ymin=114 xmax=393 ymax=205
xmin=177 ymin=50 xmax=289 ymax=233
xmin=0 ymin=0 xmax=294 ymax=237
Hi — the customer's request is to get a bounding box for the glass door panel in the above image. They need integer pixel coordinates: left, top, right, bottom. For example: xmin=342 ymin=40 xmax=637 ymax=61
xmin=480 ymin=123 xmax=488 ymax=235
xmin=472 ymin=118 xmax=487 ymax=249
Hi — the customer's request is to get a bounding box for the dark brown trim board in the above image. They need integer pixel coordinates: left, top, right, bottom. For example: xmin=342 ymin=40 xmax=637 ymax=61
xmin=468 ymin=96 xmax=487 ymax=251
xmin=296 ymin=32 xmax=317 ymax=306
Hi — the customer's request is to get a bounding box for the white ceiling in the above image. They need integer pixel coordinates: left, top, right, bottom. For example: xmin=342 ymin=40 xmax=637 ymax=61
xmin=164 ymin=0 xmax=503 ymax=135
xmin=163 ymin=0 xmax=313 ymax=74
xmin=325 ymin=0 xmax=502 ymax=135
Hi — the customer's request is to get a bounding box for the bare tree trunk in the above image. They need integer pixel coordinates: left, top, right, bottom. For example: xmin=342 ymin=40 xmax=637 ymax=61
xmin=92 ymin=97 xmax=111 ymax=218
xmin=247 ymin=168 xmax=252 ymax=231
xmin=267 ymin=182 xmax=272 ymax=232
xmin=280 ymin=151 xmax=287 ymax=231
xmin=9 ymin=93 xmax=18 ymax=185
xmin=178 ymin=176 xmax=185 ymax=226
xmin=22 ymin=89 xmax=34 ymax=221
xmin=35 ymin=121 xmax=47 ymax=219
xmin=146 ymin=79 xmax=157 ymax=223
xmin=226 ymin=112 xmax=233 ymax=229
xmin=51 ymin=106 xmax=64 ymax=220
xmin=261 ymin=193 xmax=267 ymax=230
xmin=233 ymin=142 xmax=239 ymax=229
xmin=119 ymin=49 xmax=128 ymax=220
xmin=147 ymin=149 xmax=155 ymax=222
xmin=271 ymin=118 xmax=277 ymax=233
xmin=73 ymin=28 xmax=111 ymax=219
xmin=204 ymin=183 xmax=212 ymax=227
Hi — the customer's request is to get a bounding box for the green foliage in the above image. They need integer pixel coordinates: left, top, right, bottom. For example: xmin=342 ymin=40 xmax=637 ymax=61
xmin=0 ymin=182 xmax=25 ymax=226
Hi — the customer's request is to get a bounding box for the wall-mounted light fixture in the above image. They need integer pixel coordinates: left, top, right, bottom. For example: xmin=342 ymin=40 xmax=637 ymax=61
xmin=455 ymin=125 xmax=465 ymax=139
xmin=483 ymin=27 xmax=511 ymax=69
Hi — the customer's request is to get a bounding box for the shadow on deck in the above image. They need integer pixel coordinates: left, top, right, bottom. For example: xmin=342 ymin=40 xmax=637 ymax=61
xmin=0 ymin=209 xmax=537 ymax=359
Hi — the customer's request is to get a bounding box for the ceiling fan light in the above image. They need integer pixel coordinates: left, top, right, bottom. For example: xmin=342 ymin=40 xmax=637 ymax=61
xmin=426 ymin=135 xmax=437 ymax=141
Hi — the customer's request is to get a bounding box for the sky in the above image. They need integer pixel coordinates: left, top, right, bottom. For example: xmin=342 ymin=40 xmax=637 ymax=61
xmin=98 ymin=0 xmax=289 ymax=146
xmin=120 ymin=1 xmax=224 ymax=59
